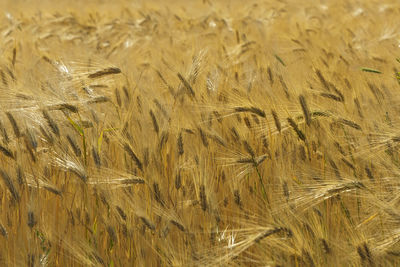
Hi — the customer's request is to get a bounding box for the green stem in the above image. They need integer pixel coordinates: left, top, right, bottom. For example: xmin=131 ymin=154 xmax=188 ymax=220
xmin=82 ymin=132 xmax=87 ymax=165
xmin=253 ymin=160 xmax=268 ymax=203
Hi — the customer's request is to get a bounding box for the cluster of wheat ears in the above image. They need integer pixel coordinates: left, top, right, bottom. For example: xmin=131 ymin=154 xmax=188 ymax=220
xmin=0 ymin=0 xmax=399 ymax=266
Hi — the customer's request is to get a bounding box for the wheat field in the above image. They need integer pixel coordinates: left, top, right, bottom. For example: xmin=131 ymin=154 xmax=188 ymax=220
xmin=0 ymin=0 xmax=399 ymax=266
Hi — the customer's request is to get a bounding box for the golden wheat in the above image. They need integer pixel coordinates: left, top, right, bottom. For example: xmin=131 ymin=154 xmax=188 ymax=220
xmin=0 ymin=0 xmax=399 ymax=266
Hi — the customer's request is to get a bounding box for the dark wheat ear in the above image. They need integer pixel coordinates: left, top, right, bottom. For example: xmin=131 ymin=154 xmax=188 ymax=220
xmin=0 ymin=119 xmax=10 ymax=144
xmin=87 ymin=67 xmax=121 ymax=79
xmin=315 ymin=69 xmax=330 ymax=91
xmin=123 ymin=143 xmax=143 ymax=171
xmin=299 ymin=95 xmax=311 ymax=126
xmin=140 ymin=216 xmax=155 ymax=231
xmin=177 ymin=132 xmax=184 ymax=156
xmin=234 ymin=106 xmax=266 ymax=118
xmin=177 ymin=72 xmax=195 ymax=98
xmin=92 ymin=146 xmax=101 ymax=167
xmin=66 ymin=135 xmax=81 ymax=156
xmin=0 ymin=169 xmax=19 ymax=202
xmin=42 ymin=110 xmax=60 ymax=137
xmin=0 ymin=144 xmax=14 ymax=159
xmin=199 ymin=184 xmax=207 ymax=212
xmin=287 ymin=117 xmax=306 ymax=142
xmin=6 ymin=112 xmax=21 ymax=138
xmin=271 ymin=109 xmax=281 ymax=132
xmin=149 ymin=109 xmax=159 ymax=134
